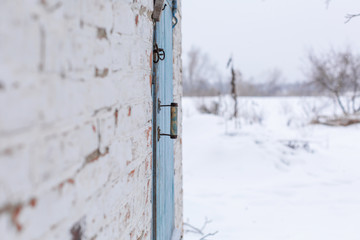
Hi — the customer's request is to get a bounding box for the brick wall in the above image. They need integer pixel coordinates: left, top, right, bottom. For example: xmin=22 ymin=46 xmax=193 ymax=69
xmin=0 ymin=0 xmax=182 ymax=239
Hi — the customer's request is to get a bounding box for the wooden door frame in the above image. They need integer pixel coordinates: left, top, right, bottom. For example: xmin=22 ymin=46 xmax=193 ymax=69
xmin=152 ymin=1 xmax=175 ymax=239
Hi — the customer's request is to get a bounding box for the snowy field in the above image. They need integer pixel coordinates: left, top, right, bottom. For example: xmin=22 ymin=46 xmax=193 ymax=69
xmin=182 ymin=97 xmax=360 ymax=240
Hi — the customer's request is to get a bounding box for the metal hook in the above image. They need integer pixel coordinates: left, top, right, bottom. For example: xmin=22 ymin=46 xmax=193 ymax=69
xmin=153 ymin=43 xmax=165 ymax=63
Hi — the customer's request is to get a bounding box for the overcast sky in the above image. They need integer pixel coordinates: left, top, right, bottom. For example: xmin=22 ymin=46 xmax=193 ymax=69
xmin=182 ymin=0 xmax=360 ymax=83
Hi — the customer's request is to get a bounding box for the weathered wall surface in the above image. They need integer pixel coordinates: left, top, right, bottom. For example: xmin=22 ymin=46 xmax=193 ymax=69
xmin=0 ymin=0 xmax=182 ymax=239
xmin=172 ymin=0 xmax=183 ymax=236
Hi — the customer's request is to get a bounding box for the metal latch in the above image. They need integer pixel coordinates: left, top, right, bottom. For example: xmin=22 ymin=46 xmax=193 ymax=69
xmin=153 ymin=43 xmax=165 ymax=63
xmin=157 ymin=102 xmax=178 ymax=140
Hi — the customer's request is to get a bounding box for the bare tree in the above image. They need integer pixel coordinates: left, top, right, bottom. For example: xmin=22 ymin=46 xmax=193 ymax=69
xmin=307 ymin=48 xmax=360 ymax=115
xmin=183 ymin=47 xmax=221 ymax=96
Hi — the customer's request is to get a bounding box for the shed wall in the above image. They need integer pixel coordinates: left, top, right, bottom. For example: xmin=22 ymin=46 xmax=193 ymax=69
xmin=0 ymin=0 xmax=182 ymax=239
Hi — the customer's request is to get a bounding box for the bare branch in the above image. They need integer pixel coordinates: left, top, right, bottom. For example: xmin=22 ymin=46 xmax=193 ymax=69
xmin=199 ymin=231 xmax=219 ymax=240
xmin=345 ymin=13 xmax=360 ymax=23
xmin=325 ymin=1 xmax=360 ymax=23
xmin=184 ymin=218 xmax=219 ymax=240
xmin=184 ymin=223 xmax=203 ymax=235
xmin=200 ymin=217 xmax=212 ymax=232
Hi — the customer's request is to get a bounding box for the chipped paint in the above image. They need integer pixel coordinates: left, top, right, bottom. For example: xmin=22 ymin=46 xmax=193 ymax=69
xmin=0 ymin=203 xmax=24 ymax=232
xmin=70 ymin=217 xmax=85 ymax=240
xmin=135 ymin=15 xmax=139 ymax=26
xmin=29 ymin=198 xmax=37 ymax=208
xmin=85 ymin=147 xmax=109 ymax=164
xmin=97 ymin=27 xmax=107 ymax=40
xmin=95 ymin=68 xmax=109 ymax=78
xmin=114 ymin=109 xmax=119 ymax=127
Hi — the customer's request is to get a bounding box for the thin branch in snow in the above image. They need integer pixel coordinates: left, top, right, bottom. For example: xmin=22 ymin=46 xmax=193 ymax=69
xmin=200 ymin=217 xmax=212 ymax=232
xmin=184 ymin=218 xmax=219 ymax=240
xmin=184 ymin=223 xmax=203 ymax=235
xmin=199 ymin=231 xmax=219 ymax=240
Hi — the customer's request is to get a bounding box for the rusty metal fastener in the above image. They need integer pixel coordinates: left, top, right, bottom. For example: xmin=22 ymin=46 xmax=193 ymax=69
xmin=157 ymin=102 xmax=178 ymax=140
xmin=153 ymin=43 xmax=165 ymax=63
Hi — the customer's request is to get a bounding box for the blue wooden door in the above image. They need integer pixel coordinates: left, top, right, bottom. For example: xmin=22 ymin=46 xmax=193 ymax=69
xmin=152 ymin=1 xmax=175 ymax=240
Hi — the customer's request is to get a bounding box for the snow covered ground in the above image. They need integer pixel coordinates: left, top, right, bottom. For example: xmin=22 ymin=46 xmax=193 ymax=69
xmin=182 ymin=97 xmax=360 ymax=240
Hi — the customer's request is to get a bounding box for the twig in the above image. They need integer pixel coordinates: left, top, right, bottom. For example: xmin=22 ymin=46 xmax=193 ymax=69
xmin=325 ymin=1 xmax=360 ymax=23
xmin=345 ymin=13 xmax=360 ymax=23
xmin=184 ymin=218 xmax=219 ymax=240
xmin=200 ymin=217 xmax=212 ymax=232
xmin=199 ymin=231 xmax=219 ymax=240
xmin=184 ymin=223 xmax=203 ymax=235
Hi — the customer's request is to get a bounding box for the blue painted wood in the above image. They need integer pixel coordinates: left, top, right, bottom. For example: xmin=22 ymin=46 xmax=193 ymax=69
xmin=153 ymin=2 xmax=174 ymax=240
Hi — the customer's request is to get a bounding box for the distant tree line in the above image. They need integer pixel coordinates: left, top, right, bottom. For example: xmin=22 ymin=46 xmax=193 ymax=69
xmin=183 ymin=47 xmax=222 ymax=96
xmin=183 ymin=46 xmax=360 ymax=118
xmin=183 ymin=48 xmax=323 ymax=97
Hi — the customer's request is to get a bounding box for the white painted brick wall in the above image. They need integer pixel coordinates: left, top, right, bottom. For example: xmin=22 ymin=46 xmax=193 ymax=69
xmin=0 ymin=0 xmax=182 ymax=239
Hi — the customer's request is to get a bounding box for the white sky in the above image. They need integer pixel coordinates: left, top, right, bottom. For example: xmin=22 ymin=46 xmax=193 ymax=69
xmin=182 ymin=0 xmax=360 ymax=82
